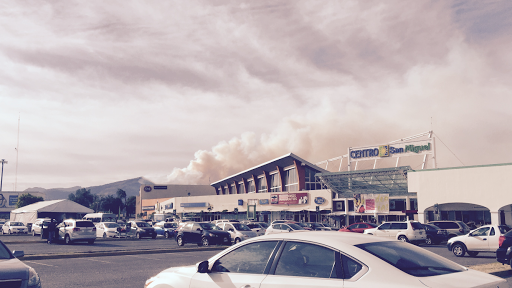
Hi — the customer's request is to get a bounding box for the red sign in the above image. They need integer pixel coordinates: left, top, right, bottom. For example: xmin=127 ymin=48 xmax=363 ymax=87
xmin=270 ymin=193 xmax=309 ymax=205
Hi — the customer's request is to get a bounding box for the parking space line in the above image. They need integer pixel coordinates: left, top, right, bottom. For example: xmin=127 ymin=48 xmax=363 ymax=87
xmin=23 ymin=261 xmax=58 ymax=267
xmin=125 ymin=255 xmax=162 ymax=260
xmin=83 ymin=258 xmax=112 ymax=264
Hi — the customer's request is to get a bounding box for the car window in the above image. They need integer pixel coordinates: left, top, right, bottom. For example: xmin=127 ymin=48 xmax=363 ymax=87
xmin=499 ymin=226 xmax=511 ymax=234
xmin=342 ymin=254 xmax=363 ymax=279
xmin=274 ymin=242 xmax=336 ymax=278
xmin=164 ymin=223 xmax=177 ymax=228
xmin=136 ymin=222 xmax=150 ymax=227
xmin=232 ymin=223 xmax=251 ymax=231
xmin=212 ymin=241 xmax=279 ymax=274
xmin=356 ymin=242 xmax=465 ymax=277
xmin=76 ymin=221 xmax=95 ymax=228
xmin=104 ymin=223 xmax=119 ymax=228
xmin=411 ymin=222 xmax=423 ymax=230
xmin=348 ymin=224 xmax=358 ymax=229
xmin=471 ymin=227 xmax=490 ymax=237
xmin=390 ymin=223 xmax=405 ymax=230
xmin=259 ymin=223 xmax=269 ymax=229
xmin=490 ymin=228 xmax=495 ymax=236
xmin=0 ymin=241 xmax=13 ymax=259
xmin=379 ymin=223 xmax=391 ymax=230
xmin=11 ymin=222 xmax=24 ymax=226
xmin=200 ymin=223 xmax=221 ymax=231
xmin=272 ymin=224 xmax=282 ymax=230
xmin=287 ymin=223 xmax=304 ymax=230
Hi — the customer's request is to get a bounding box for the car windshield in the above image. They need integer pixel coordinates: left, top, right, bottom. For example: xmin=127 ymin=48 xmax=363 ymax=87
xmin=10 ymin=222 xmax=24 ymax=226
xmin=200 ymin=223 xmax=221 ymax=230
xmin=0 ymin=241 xmax=13 ymax=260
xmin=104 ymin=223 xmax=119 ymax=228
xmin=76 ymin=221 xmax=95 ymax=227
xmin=411 ymin=222 xmax=423 ymax=230
xmin=136 ymin=222 xmax=150 ymax=227
xmin=232 ymin=223 xmax=251 ymax=231
xmin=356 ymin=241 xmax=465 ymax=277
xmin=288 ymin=223 xmax=304 ymax=230
xmin=164 ymin=223 xmax=177 ymax=228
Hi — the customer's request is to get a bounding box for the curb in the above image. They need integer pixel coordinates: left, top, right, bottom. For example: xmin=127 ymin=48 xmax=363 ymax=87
xmin=469 ymin=262 xmax=512 ymax=277
xmin=20 ymin=246 xmax=227 ymax=260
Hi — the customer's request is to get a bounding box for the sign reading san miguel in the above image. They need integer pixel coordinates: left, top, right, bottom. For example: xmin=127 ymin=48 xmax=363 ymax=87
xmin=350 ymin=141 xmax=432 ymax=159
xmin=271 ymin=193 xmax=309 ymax=205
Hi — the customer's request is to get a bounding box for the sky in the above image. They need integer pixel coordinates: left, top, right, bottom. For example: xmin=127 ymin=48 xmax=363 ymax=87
xmin=1 ymin=0 xmax=512 ymax=191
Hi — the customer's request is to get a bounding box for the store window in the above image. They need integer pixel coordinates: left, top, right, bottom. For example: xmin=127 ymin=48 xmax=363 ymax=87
xmin=257 ymin=177 xmax=267 ymax=193
xmin=270 ymin=173 xmax=281 ymax=192
xmin=348 ymin=200 xmax=354 ymax=212
xmin=305 ymin=167 xmax=322 ymax=190
xmin=389 ymin=199 xmax=406 ymax=211
xmin=284 ymin=168 xmax=298 ymax=192
xmin=230 ymin=185 xmax=235 ymax=194
xmin=248 ymin=180 xmax=255 ymax=193
xmin=238 ymin=182 xmax=245 ymax=194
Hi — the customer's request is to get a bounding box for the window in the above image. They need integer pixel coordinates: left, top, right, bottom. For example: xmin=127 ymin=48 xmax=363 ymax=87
xmin=257 ymin=177 xmax=267 ymax=193
xmin=238 ymin=182 xmax=245 ymax=194
xmin=269 ymin=173 xmax=281 ymax=192
xmin=305 ymin=167 xmax=322 ymax=190
xmin=212 ymin=241 xmax=279 ymax=274
xmin=378 ymin=223 xmax=391 ymax=230
xmin=390 ymin=223 xmax=407 ymax=230
xmin=274 ymin=242 xmax=336 ymax=278
xmin=283 ymin=168 xmax=298 ymax=192
xmin=230 ymin=185 xmax=235 ymax=194
xmin=247 ymin=180 xmax=255 ymax=193
xmin=471 ymin=227 xmax=490 ymax=237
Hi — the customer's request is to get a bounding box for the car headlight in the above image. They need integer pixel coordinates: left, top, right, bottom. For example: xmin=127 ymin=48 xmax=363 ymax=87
xmin=28 ymin=267 xmax=40 ymax=287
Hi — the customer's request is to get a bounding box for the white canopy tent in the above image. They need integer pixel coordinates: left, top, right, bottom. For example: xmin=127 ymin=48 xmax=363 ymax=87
xmin=10 ymin=199 xmax=94 ymax=224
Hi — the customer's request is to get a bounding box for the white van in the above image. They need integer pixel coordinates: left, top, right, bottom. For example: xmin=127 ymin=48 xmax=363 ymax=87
xmin=83 ymin=213 xmax=117 ymax=224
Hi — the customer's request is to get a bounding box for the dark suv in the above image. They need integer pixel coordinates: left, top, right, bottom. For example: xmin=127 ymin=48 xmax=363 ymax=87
xmin=427 ymin=221 xmax=470 ymax=239
xmin=496 ymin=229 xmax=512 ymax=267
xmin=176 ymin=222 xmax=231 ymax=247
xmin=129 ymin=221 xmax=157 ymax=239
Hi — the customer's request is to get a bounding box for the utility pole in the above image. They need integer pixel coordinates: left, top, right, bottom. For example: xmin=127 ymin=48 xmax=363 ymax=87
xmin=0 ymin=159 xmax=7 ymax=192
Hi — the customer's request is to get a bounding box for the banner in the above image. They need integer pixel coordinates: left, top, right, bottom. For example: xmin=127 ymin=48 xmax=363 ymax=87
xmin=271 ymin=193 xmax=309 ymax=205
xmin=354 ymin=194 xmax=389 ymax=213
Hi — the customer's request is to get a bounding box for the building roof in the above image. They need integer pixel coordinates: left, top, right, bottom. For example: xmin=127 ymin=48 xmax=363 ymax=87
xmin=140 ymin=184 xmax=215 ymax=200
xmin=210 ymin=153 xmax=328 ymax=187
xmin=316 ymin=166 xmax=412 ymax=197
xmin=10 ymin=199 xmax=94 ymax=214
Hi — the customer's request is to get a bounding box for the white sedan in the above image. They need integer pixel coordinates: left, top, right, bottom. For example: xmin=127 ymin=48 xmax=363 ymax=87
xmin=145 ymin=231 xmax=504 ymax=288
xmin=1 ymin=221 xmax=28 ymax=234
xmin=448 ymin=224 xmax=511 ymax=257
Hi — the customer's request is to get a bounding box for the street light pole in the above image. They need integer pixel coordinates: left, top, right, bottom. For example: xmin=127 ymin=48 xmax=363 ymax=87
xmin=0 ymin=159 xmax=7 ymax=192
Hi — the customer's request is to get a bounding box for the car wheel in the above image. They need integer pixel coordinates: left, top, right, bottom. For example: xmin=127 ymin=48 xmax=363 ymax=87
xmin=234 ymin=238 xmax=241 ymax=244
xmin=103 ymin=232 xmax=107 ymax=239
xmin=137 ymin=233 xmax=142 ymax=239
xmin=509 ymin=257 xmax=512 ymax=268
xmin=33 ymin=230 xmax=36 ymax=236
xmin=164 ymin=231 xmax=170 ymax=239
xmin=452 ymin=243 xmax=466 ymax=257
xmin=398 ymin=235 xmax=408 ymax=242
xmin=177 ymin=236 xmax=184 ymax=246
xmin=88 ymin=239 xmax=95 ymax=244
xmin=201 ymin=237 xmax=209 ymax=247
xmin=425 ymin=236 xmax=432 ymax=245
xmin=152 ymin=234 xmax=157 ymax=239
xmin=65 ymin=235 xmax=72 ymax=245
xmin=467 ymin=251 xmax=479 ymax=257
xmin=8 ymin=229 xmax=12 ymax=235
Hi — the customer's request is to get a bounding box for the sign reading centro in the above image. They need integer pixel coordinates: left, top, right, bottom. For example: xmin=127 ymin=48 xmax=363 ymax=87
xmin=350 ymin=143 xmax=431 ymax=159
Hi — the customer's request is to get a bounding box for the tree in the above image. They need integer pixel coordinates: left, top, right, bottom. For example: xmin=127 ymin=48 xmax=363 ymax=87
xmin=68 ymin=188 xmax=94 ymax=207
xmin=16 ymin=193 xmax=44 ymax=208
xmin=126 ymin=196 xmax=136 ymax=218
xmin=116 ymin=189 xmax=127 ymax=217
xmin=100 ymin=195 xmax=123 ymax=214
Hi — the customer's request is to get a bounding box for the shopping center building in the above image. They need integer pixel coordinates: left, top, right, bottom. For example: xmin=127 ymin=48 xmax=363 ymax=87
xmin=140 ymin=131 xmax=512 ymax=227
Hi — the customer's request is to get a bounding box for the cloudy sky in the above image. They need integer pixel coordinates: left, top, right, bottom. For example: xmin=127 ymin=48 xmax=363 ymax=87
xmin=1 ymin=0 xmax=511 ymax=191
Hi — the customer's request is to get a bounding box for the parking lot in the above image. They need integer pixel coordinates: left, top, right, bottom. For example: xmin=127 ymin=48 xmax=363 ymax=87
xmin=2 ymin=234 xmax=512 ymax=287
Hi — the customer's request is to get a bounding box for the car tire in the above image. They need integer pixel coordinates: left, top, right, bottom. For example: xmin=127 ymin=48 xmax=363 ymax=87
xmin=32 ymin=230 xmax=36 ymax=236
xmin=201 ymin=237 xmax=209 ymax=247
xmin=103 ymin=232 xmax=107 ymax=239
xmin=164 ymin=231 xmax=170 ymax=239
xmin=425 ymin=236 xmax=432 ymax=245
xmin=509 ymin=257 xmax=512 ymax=268
xmin=8 ymin=229 xmax=12 ymax=235
xmin=467 ymin=251 xmax=479 ymax=257
xmin=398 ymin=235 xmax=408 ymax=242
xmin=177 ymin=236 xmax=184 ymax=246
xmin=65 ymin=235 xmax=72 ymax=245
xmin=452 ymin=243 xmax=466 ymax=257
xmin=88 ymin=239 xmax=95 ymax=244
xmin=152 ymin=234 xmax=157 ymax=239
xmin=234 ymin=238 xmax=241 ymax=244
xmin=137 ymin=233 xmax=142 ymax=239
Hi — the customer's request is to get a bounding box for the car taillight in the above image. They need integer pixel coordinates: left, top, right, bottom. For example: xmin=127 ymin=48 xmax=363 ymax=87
xmin=73 ymin=228 xmax=80 ymax=232
xmin=499 ymin=236 xmax=506 ymax=248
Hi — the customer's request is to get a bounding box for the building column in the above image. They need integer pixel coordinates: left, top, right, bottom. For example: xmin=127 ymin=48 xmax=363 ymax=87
xmin=405 ymin=196 xmax=410 ymax=221
xmin=491 ymin=211 xmax=500 ymax=225
xmin=418 ymin=212 xmax=425 ymax=223
xmin=344 ymin=199 xmax=349 ymax=227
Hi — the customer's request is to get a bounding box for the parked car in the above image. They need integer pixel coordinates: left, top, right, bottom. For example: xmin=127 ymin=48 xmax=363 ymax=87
xmin=301 ymin=222 xmax=331 ymax=231
xmin=176 ymin=222 xmax=231 ymax=247
xmin=1 ymin=221 xmax=28 ymax=235
xmin=145 ymin=231 xmax=505 ymax=288
xmin=496 ymin=228 xmax=512 ymax=267
xmin=448 ymin=224 xmax=511 ymax=257
xmin=216 ymin=222 xmax=257 ymax=244
xmin=153 ymin=221 xmax=179 ymax=238
xmin=422 ymin=223 xmax=448 ymax=245
xmin=246 ymin=222 xmax=268 ymax=236
xmin=339 ymin=222 xmax=378 ymax=233
xmin=96 ymin=222 xmax=125 ymax=238
xmin=0 ymin=239 xmax=42 ymax=288
xmin=57 ymin=219 xmax=96 ymax=244
xmin=265 ymin=222 xmax=308 ymax=235
xmin=31 ymin=218 xmax=52 ymax=237
xmin=363 ymin=221 xmax=427 ymax=244
xmin=427 ymin=221 xmax=471 ymax=239
xmin=129 ymin=221 xmax=157 ymax=239
xmin=214 ymin=219 xmax=239 ymax=224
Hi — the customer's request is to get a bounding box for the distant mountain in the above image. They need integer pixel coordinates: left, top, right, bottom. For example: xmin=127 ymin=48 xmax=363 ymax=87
xmin=24 ymin=177 xmax=155 ymax=200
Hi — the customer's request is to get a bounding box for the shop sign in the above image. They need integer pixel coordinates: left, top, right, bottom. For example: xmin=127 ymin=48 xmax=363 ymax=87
xmin=9 ymin=195 xmax=18 ymax=206
xmin=238 ymin=199 xmax=244 ymax=206
xmin=353 ymin=194 xmax=389 ymax=213
xmin=350 ymin=142 xmax=432 ymax=160
xmin=154 ymin=186 xmax=168 ymax=190
xmin=314 ymin=197 xmax=325 ymax=205
xmin=271 ymin=193 xmax=309 ymax=205
xmin=143 ymin=186 xmax=152 ymax=192
xmin=259 ymin=199 xmax=269 ymax=205
xmin=142 ymin=206 xmax=154 ymax=211
xmin=180 ymin=202 xmax=209 ymax=208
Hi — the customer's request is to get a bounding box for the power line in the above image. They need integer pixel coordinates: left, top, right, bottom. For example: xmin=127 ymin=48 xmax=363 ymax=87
xmin=434 ymin=133 xmax=465 ymax=166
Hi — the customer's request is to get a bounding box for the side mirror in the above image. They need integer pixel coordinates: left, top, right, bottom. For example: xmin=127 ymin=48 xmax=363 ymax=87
xmin=12 ymin=250 xmax=24 ymax=258
xmin=197 ymin=260 xmax=209 ymax=273
xmin=197 ymin=228 xmax=202 ymax=231
xmin=228 ymin=228 xmax=234 ymax=232
xmin=287 ymin=228 xmax=292 ymax=232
